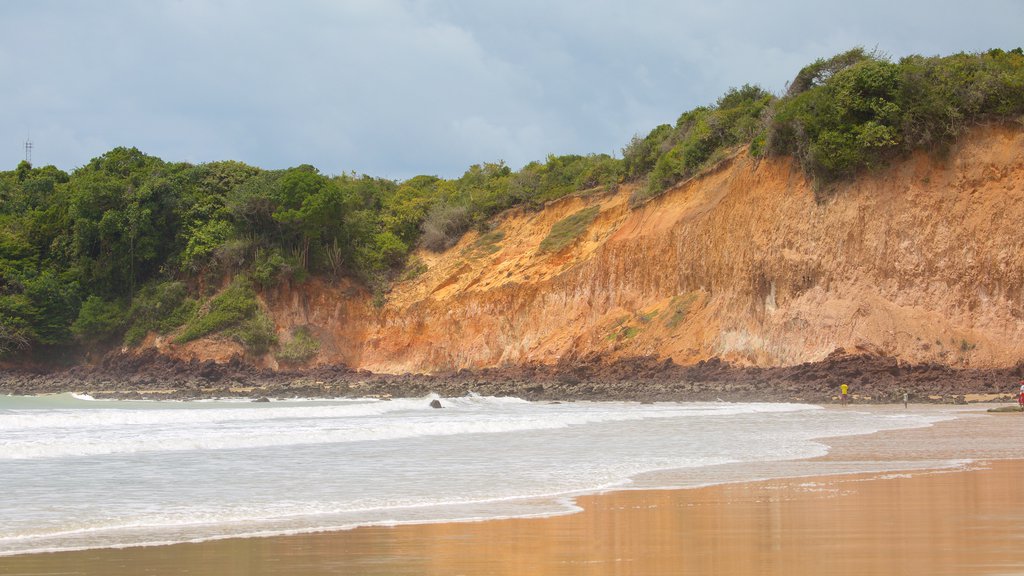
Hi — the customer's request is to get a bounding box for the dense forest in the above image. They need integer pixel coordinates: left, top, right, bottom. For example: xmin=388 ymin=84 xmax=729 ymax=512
xmin=1 ymin=48 xmax=1022 ymax=361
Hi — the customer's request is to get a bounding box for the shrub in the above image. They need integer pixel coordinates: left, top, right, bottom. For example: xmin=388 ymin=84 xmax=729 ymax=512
xmin=506 ymin=154 xmax=625 ymax=208
xmin=228 ymin=313 xmax=278 ymax=355
xmin=507 ymin=169 xmax=542 ymax=205
xmin=176 ymin=278 xmax=259 ymax=343
xmin=123 ymin=281 xmax=197 ymax=346
xmin=767 ymin=56 xmax=903 ymax=182
xmin=633 ymin=85 xmax=773 ymax=204
xmin=180 ymin=219 xmax=234 ymax=273
xmin=421 ymin=203 xmax=471 ymax=252
xmin=622 ymin=124 xmax=672 ymax=181
xmin=785 ymin=47 xmax=872 ymax=96
xmin=898 ymin=49 xmax=1024 ymax=151
xmin=276 ymin=326 xmax=320 ymax=364
xmin=0 ymin=314 xmax=32 ymax=355
xmin=574 ymin=155 xmax=623 ymax=191
xmin=539 ymin=206 xmax=600 ymax=253
xmin=399 ymin=256 xmax=429 ymax=281
xmin=71 ymin=296 xmax=126 ymax=341
xmin=766 ymin=48 xmax=1024 ymax=185
xmin=252 ymin=248 xmax=304 ymax=288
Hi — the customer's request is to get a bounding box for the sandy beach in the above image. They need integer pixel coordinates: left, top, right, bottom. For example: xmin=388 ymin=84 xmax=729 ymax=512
xmin=2 ymin=406 xmax=1023 ymax=576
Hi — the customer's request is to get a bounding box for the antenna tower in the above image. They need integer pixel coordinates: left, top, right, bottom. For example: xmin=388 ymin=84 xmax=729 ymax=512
xmin=24 ymin=137 xmax=33 ymax=165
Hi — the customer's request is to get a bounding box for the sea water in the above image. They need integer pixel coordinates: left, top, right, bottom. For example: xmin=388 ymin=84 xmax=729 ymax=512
xmin=0 ymin=393 xmax=963 ymax=556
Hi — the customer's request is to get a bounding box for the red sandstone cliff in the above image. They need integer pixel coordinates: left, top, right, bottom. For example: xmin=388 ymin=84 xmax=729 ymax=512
xmin=153 ymin=125 xmax=1024 ymax=373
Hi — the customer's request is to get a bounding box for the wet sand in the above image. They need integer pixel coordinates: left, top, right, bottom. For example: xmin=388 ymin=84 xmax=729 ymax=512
xmin=4 ymin=408 xmax=1024 ymax=576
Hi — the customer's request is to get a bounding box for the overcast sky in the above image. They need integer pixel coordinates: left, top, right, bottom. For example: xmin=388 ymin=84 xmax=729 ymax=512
xmin=1 ymin=0 xmax=1021 ymax=180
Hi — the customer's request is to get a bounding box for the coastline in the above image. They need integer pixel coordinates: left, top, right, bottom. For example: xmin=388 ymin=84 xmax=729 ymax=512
xmin=2 ymin=348 xmax=1021 ymax=404
xmin=2 ymin=405 xmax=1023 ymax=575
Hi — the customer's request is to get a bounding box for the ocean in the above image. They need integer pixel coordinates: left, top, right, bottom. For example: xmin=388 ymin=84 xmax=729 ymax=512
xmin=0 ymin=393 xmax=965 ymax=557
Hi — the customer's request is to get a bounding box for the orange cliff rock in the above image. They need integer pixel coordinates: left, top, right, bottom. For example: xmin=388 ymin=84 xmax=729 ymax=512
xmin=167 ymin=124 xmax=1024 ymax=373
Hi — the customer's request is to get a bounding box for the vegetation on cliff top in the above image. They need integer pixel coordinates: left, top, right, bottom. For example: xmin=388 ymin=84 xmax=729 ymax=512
xmin=0 ymin=48 xmax=1022 ymax=359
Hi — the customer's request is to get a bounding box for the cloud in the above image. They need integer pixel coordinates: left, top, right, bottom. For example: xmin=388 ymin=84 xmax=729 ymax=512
xmin=0 ymin=0 xmax=1021 ymax=178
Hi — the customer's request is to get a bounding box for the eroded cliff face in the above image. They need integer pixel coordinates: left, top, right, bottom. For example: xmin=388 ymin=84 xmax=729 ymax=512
xmin=163 ymin=125 xmax=1024 ymax=372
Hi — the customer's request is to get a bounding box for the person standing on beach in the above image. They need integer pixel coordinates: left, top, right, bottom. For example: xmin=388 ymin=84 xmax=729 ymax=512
xmin=1018 ymin=379 xmax=1024 ymax=410
xmin=840 ymin=383 xmax=849 ymax=405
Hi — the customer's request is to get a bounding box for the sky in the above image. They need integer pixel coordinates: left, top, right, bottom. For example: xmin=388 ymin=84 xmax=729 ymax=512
xmin=1 ymin=0 xmax=1021 ymax=180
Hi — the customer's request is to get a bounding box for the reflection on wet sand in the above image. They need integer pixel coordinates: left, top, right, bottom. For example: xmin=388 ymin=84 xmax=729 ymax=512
xmin=3 ymin=459 xmax=1024 ymax=576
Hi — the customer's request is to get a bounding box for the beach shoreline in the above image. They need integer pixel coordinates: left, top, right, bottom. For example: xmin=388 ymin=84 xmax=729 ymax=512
xmin=3 ymin=348 xmax=1022 ymax=405
xmin=2 ymin=405 xmax=1023 ymax=575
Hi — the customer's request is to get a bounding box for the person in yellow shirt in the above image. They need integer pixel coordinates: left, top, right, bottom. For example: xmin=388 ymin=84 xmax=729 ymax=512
xmin=840 ymin=383 xmax=849 ymax=405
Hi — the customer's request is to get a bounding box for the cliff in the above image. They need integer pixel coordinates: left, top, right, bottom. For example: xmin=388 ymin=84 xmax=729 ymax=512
xmin=153 ymin=124 xmax=1024 ymax=373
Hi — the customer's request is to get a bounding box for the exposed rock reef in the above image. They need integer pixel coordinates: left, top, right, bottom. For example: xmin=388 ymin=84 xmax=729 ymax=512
xmin=0 ymin=348 xmax=1018 ymax=404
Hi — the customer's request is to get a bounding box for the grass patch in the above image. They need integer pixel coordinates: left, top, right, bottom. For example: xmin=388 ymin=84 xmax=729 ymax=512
xmin=399 ymin=256 xmax=429 ymax=282
xmin=664 ymin=293 xmax=699 ymax=329
xmin=637 ymin=309 xmax=659 ymax=324
xmin=539 ymin=206 xmax=599 ymax=253
xmin=176 ymin=278 xmax=259 ymax=344
xmin=606 ymin=316 xmax=642 ymax=341
xmin=276 ymin=326 xmax=321 ymax=364
xmin=463 ymin=229 xmax=505 ymax=259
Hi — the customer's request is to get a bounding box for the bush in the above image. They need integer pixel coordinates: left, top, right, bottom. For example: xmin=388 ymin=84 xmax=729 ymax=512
xmin=252 ymin=248 xmax=305 ymax=288
xmin=211 ymin=237 xmax=252 ymax=273
xmin=21 ymin=270 xmax=79 ymax=346
xmin=898 ymin=49 xmax=1024 ymax=151
xmin=176 ymin=278 xmax=259 ymax=343
xmin=399 ymin=256 xmax=429 ymax=281
xmin=622 ymin=124 xmax=672 ymax=181
xmin=71 ymin=296 xmax=126 ymax=341
xmin=123 ymin=281 xmax=196 ymax=346
xmin=276 ymin=326 xmax=320 ymax=364
xmin=180 ymin=219 xmax=234 ymax=273
xmin=633 ymin=84 xmax=773 ymax=204
xmin=574 ymin=155 xmax=623 ymax=191
xmin=0 ymin=314 xmax=32 ymax=355
xmin=228 ymin=313 xmax=278 ymax=355
xmin=785 ymin=47 xmax=872 ymax=96
xmin=766 ymin=48 xmax=1024 ymax=184
xmin=421 ymin=203 xmax=471 ymax=252
xmin=539 ymin=206 xmax=600 ymax=253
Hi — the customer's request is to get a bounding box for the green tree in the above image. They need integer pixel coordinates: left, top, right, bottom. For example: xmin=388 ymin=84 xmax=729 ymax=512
xmin=65 ymin=148 xmax=182 ymax=298
xmin=71 ymin=296 xmax=126 ymax=342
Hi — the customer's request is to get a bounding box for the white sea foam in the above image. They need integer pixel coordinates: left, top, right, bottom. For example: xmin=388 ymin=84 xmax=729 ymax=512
xmin=0 ymin=394 xmax=963 ymax=556
xmin=0 ymin=397 xmax=816 ymax=459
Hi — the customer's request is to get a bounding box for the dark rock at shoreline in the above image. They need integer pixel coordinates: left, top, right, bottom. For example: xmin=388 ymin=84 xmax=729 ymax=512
xmin=1 ymin=348 xmax=1020 ymax=404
